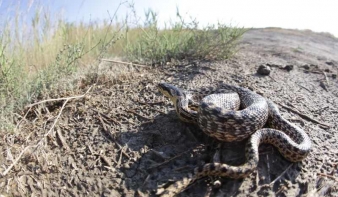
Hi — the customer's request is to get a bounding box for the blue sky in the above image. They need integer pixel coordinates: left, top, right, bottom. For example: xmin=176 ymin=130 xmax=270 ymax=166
xmin=1 ymin=0 xmax=337 ymax=36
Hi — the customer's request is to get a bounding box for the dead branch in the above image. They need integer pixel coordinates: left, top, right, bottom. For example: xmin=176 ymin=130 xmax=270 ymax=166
xmin=317 ymin=173 xmax=338 ymax=181
xmin=268 ymin=75 xmax=278 ymax=82
xmin=91 ymin=109 xmax=122 ymax=125
xmin=266 ymin=154 xmax=271 ymax=183
xmin=26 ymin=87 xmax=92 ymax=108
xmin=148 ymin=146 xmax=198 ymax=170
xmin=319 ymin=81 xmax=328 ymax=91
xmin=140 ymin=175 xmax=151 ymax=189
xmin=37 ymin=98 xmax=70 ymax=145
xmin=96 ymin=114 xmax=116 ymax=141
xmin=300 ymin=69 xmax=323 ymax=74
xmin=1 ymin=146 xmax=32 ymax=176
xmin=98 ymin=114 xmax=108 ymax=132
xmin=320 ymin=71 xmax=330 ymax=91
xmin=101 ymin=59 xmax=148 ymax=68
xmin=296 ymin=83 xmax=312 ymax=92
xmin=37 ymin=87 xmax=92 ymax=145
xmin=278 ymin=103 xmax=331 ymax=128
xmin=117 ymin=146 xmax=125 ymax=166
xmin=137 ymin=100 xmax=165 ymax=105
xmin=269 ymin=163 xmax=293 ymax=186
xmin=115 ymin=142 xmax=130 ymax=159
xmin=2 ymin=87 xmax=92 ymax=176
xmin=15 ymin=106 xmax=32 ymax=130
xmin=99 ymin=150 xmax=113 ymax=167
xmin=323 ymin=71 xmax=330 ymax=86
xmin=56 ymin=127 xmax=71 ymax=152
xmin=2 ymin=99 xmax=68 ymax=176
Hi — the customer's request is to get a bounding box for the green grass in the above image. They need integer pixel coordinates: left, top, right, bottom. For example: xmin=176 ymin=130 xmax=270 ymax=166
xmin=0 ymin=3 xmax=246 ymax=132
xmin=123 ymin=10 xmax=246 ymax=64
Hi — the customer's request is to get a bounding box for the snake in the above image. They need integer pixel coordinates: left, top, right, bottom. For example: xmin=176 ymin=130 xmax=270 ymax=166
xmin=157 ymin=82 xmax=312 ymax=196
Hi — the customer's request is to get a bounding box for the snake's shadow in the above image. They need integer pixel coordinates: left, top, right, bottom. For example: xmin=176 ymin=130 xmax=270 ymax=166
xmin=119 ymin=110 xmax=304 ymax=197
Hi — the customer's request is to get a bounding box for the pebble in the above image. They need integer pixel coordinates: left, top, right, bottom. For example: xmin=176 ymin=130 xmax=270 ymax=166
xmin=302 ymin=64 xmax=310 ymax=70
xmin=213 ymin=180 xmax=222 ymax=188
xmin=284 ymin=65 xmax=294 ymax=71
xmin=257 ymin=64 xmax=271 ymax=75
xmin=325 ymin=61 xmax=334 ymax=66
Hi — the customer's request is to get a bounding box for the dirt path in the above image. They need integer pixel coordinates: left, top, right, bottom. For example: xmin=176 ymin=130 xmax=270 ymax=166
xmin=1 ymin=28 xmax=337 ymax=197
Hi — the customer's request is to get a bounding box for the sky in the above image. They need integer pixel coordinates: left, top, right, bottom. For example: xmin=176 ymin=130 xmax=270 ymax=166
xmin=0 ymin=0 xmax=337 ymax=37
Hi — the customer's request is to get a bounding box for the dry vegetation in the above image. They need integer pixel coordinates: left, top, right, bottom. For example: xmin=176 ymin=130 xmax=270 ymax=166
xmin=1 ymin=2 xmax=338 ymax=197
xmin=0 ymin=2 xmax=245 ymax=132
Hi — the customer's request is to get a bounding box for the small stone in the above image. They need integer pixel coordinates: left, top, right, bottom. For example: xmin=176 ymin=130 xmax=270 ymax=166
xmin=213 ymin=180 xmax=222 ymax=188
xmin=332 ymin=74 xmax=337 ymax=79
xmin=325 ymin=61 xmax=334 ymax=66
xmin=302 ymin=64 xmax=310 ymax=70
xmin=284 ymin=65 xmax=294 ymax=71
xmin=257 ymin=64 xmax=271 ymax=75
xmin=324 ymin=68 xmax=330 ymax=72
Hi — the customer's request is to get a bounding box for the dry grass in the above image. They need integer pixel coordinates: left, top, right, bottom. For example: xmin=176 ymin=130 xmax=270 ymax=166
xmin=0 ymin=2 xmax=245 ymax=132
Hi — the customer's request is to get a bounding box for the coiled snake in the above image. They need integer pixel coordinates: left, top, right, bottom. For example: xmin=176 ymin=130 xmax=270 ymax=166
xmin=157 ymin=83 xmax=312 ymax=196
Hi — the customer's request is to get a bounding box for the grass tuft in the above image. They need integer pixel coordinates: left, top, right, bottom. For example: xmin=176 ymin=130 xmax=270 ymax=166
xmin=0 ymin=3 xmax=245 ymax=132
xmin=123 ymin=9 xmax=246 ymax=64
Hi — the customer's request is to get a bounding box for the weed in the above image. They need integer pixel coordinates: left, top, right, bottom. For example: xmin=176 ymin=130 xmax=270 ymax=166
xmin=0 ymin=2 xmax=245 ymax=132
xmin=0 ymin=2 xmax=125 ymax=132
xmin=123 ymin=9 xmax=246 ymax=64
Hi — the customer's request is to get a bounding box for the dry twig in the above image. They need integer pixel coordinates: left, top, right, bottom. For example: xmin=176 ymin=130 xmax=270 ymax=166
xmin=56 ymin=127 xmax=71 ymax=152
xmin=101 ymin=59 xmax=148 ymax=68
xmin=1 ymin=87 xmax=92 ymax=176
xmin=36 ymin=95 xmax=76 ymax=146
xmin=15 ymin=107 xmax=32 ymax=130
xmin=137 ymin=100 xmax=165 ymax=105
xmin=317 ymin=173 xmax=338 ymax=181
xmin=296 ymin=83 xmax=312 ymax=92
xmin=113 ymin=142 xmax=131 ymax=168
xmin=98 ymin=114 xmax=109 ymax=132
xmin=26 ymin=87 xmax=91 ymax=108
xmin=323 ymin=71 xmax=330 ymax=86
xmin=268 ymin=75 xmax=278 ymax=82
xmin=91 ymin=109 xmax=122 ymax=125
xmin=1 ymin=146 xmax=32 ymax=176
xmin=269 ymin=163 xmax=293 ymax=186
xmin=148 ymin=146 xmax=199 ymax=170
xmin=278 ymin=103 xmax=331 ymax=128
xmin=320 ymin=71 xmax=330 ymax=91
xmin=99 ymin=150 xmax=113 ymax=167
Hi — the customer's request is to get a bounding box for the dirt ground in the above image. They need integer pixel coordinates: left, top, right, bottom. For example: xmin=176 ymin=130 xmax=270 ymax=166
xmin=1 ymin=28 xmax=337 ymax=197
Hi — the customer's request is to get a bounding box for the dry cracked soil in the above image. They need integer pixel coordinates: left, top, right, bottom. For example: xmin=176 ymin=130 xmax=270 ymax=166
xmin=1 ymin=28 xmax=338 ymax=197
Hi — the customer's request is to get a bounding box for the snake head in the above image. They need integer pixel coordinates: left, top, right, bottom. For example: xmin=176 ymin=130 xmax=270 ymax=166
xmin=158 ymin=83 xmax=185 ymax=100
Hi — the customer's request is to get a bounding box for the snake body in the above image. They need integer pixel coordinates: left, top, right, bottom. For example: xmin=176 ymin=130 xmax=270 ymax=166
xmin=198 ymin=84 xmax=269 ymax=142
xmin=157 ymin=83 xmax=312 ymax=196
